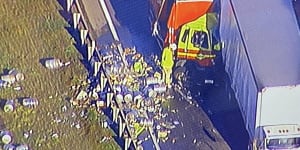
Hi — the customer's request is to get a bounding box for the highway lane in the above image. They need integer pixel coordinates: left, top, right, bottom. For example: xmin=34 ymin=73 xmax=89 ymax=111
xmin=79 ymin=0 xmax=248 ymax=149
xmin=158 ymin=86 xmax=230 ymax=150
xmin=186 ymin=61 xmax=249 ymax=150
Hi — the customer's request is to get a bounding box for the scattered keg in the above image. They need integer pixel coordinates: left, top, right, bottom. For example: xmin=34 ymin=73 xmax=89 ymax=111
xmin=140 ymin=118 xmax=153 ymax=127
xmin=154 ymin=84 xmax=167 ymax=93
xmin=124 ymin=91 xmax=133 ymax=104
xmin=8 ymin=69 xmax=24 ymax=82
xmin=113 ymin=85 xmax=122 ymax=93
xmin=146 ymin=77 xmax=161 ymax=86
xmin=136 ymin=96 xmax=144 ymax=109
xmin=1 ymin=69 xmax=24 ymax=84
xmin=115 ymin=94 xmax=124 ymax=104
xmin=133 ymin=92 xmax=142 ymax=105
xmin=96 ymin=100 xmax=105 ymax=108
xmin=0 ymin=80 xmax=9 ymax=88
xmin=15 ymin=144 xmax=29 ymax=150
xmin=126 ymin=111 xmax=136 ymax=123
xmin=143 ymin=86 xmax=157 ymax=98
xmin=0 ymin=130 xmax=13 ymax=144
xmin=144 ymin=98 xmax=153 ymax=107
xmin=144 ymin=98 xmax=155 ymax=112
xmin=3 ymin=100 xmax=15 ymax=112
xmin=3 ymin=144 xmax=15 ymax=150
xmin=136 ymin=145 xmax=144 ymax=150
xmin=22 ymin=98 xmax=38 ymax=108
xmin=45 ymin=58 xmax=64 ymax=69
xmin=1 ymin=75 xmax=16 ymax=84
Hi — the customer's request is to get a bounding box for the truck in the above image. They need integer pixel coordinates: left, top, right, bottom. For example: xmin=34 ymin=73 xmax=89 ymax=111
xmin=150 ymin=0 xmax=221 ymax=86
xmin=151 ymin=0 xmax=300 ymax=149
xmin=219 ymin=0 xmax=300 ymax=149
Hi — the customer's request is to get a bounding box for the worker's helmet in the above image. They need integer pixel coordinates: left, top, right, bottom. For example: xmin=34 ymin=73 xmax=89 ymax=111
xmin=170 ymin=43 xmax=177 ymax=51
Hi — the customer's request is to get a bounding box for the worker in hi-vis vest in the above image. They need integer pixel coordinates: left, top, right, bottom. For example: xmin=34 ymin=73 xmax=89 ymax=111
xmin=161 ymin=45 xmax=174 ymax=88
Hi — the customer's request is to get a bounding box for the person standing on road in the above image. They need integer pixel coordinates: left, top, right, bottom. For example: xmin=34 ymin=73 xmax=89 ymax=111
xmin=132 ymin=54 xmax=145 ymax=77
xmin=161 ymin=45 xmax=174 ymax=88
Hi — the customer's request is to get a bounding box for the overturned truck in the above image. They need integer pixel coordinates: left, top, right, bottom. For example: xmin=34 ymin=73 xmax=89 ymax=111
xmin=220 ymin=0 xmax=300 ymax=149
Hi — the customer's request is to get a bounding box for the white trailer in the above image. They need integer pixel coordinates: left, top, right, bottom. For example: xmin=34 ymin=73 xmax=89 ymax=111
xmin=219 ymin=0 xmax=300 ymax=149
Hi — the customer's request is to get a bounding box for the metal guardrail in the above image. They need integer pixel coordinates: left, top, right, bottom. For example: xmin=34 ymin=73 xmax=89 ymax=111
xmin=66 ymin=0 xmax=161 ymax=149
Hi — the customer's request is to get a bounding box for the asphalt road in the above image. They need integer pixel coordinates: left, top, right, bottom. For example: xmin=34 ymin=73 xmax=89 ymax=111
xmin=80 ymin=0 xmax=250 ymax=149
xmin=158 ymin=87 xmax=230 ymax=150
xmin=186 ymin=61 xmax=249 ymax=150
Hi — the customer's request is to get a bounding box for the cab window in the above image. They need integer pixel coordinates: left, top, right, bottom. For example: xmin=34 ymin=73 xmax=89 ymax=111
xmin=191 ymin=31 xmax=208 ymax=49
xmin=266 ymin=137 xmax=300 ymax=149
xmin=181 ymin=29 xmax=190 ymax=43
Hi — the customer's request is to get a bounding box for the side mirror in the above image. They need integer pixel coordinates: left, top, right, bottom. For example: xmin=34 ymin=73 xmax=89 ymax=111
xmin=213 ymin=43 xmax=221 ymax=51
xmin=213 ymin=41 xmax=225 ymax=51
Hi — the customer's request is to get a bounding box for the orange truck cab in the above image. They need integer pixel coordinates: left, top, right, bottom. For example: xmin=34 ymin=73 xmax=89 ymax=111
xmin=151 ymin=0 xmax=221 ymax=84
xmin=162 ymin=0 xmax=221 ymax=67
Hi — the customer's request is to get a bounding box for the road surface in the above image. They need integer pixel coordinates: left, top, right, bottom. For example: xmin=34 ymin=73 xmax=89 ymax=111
xmin=78 ymin=0 xmax=249 ymax=149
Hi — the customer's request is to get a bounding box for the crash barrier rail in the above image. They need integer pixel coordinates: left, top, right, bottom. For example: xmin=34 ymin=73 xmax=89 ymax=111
xmin=92 ymin=43 xmax=162 ymax=150
xmin=66 ymin=0 xmax=161 ymax=149
xmin=67 ymin=0 xmax=96 ymax=60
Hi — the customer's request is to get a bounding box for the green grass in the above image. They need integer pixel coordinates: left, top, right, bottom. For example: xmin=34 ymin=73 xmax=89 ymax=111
xmin=0 ymin=1 xmax=118 ymax=149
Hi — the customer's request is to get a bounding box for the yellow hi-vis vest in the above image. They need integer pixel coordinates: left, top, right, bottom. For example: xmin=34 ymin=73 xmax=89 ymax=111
xmin=161 ymin=47 xmax=174 ymax=68
xmin=133 ymin=60 xmax=143 ymax=73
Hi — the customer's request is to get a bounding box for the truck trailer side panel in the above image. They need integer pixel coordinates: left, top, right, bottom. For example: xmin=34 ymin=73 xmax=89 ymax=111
xmin=219 ymin=0 xmax=258 ymax=139
xmin=227 ymin=0 xmax=300 ymax=88
xmin=220 ymin=0 xmax=300 ymax=141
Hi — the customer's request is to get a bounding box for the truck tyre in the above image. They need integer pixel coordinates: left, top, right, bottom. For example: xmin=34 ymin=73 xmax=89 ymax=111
xmin=173 ymin=66 xmax=186 ymax=82
xmin=248 ymin=140 xmax=257 ymax=150
xmin=175 ymin=59 xmax=186 ymax=68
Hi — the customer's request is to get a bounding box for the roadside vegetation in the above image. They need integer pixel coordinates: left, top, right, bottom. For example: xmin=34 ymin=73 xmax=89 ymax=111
xmin=0 ymin=0 xmax=118 ymax=149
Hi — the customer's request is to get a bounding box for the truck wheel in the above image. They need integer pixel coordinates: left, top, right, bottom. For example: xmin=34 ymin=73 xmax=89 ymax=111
xmin=248 ymin=140 xmax=257 ymax=150
xmin=173 ymin=66 xmax=186 ymax=82
xmin=175 ymin=60 xmax=186 ymax=68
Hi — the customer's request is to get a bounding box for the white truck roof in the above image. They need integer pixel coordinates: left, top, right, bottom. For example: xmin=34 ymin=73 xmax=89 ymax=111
xmin=219 ymin=0 xmax=300 ymax=139
xmin=230 ymin=0 xmax=300 ymax=89
xmin=257 ymin=85 xmax=300 ymax=128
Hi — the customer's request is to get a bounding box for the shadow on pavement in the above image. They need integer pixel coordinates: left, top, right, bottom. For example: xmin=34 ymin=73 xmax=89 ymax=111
xmin=186 ymin=60 xmax=249 ymax=150
xmin=110 ymin=0 xmax=160 ymax=56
